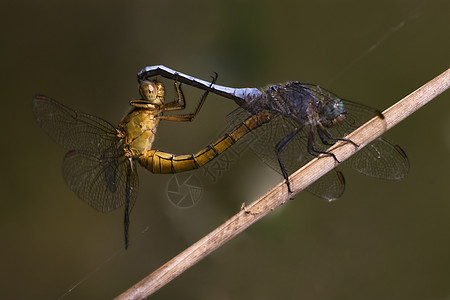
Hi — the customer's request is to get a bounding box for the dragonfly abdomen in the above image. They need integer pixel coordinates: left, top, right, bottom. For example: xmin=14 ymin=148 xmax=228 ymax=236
xmin=138 ymin=112 xmax=273 ymax=174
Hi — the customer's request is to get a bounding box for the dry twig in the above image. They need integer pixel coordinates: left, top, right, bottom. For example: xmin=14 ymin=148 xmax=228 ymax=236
xmin=115 ymin=67 xmax=450 ymax=300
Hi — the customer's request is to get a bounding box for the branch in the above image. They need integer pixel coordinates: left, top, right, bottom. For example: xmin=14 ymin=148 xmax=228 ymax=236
xmin=115 ymin=67 xmax=450 ymax=300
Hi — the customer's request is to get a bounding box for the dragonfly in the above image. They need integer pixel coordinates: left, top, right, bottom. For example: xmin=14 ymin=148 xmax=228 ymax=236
xmin=32 ymin=75 xmax=271 ymax=248
xmin=137 ymin=65 xmax=409 ymax=201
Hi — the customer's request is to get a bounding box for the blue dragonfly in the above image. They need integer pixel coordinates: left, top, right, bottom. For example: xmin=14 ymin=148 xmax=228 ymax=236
xmin=137 ymin=65 xmax=409 ymax=200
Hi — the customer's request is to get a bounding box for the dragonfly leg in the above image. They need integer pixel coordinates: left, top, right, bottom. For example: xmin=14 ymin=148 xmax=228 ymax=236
xmin=275 ymin=127 xmax=303 ymax=194
xmin=317 ymin=125 xmax=359 ymax=148
xmin=159 ymin=73 xmax=219 ymax=122
xmin=156 ymin=74 xmax=187 ymax=111
xmin=307 ymin=129 xmax=341 ymax=163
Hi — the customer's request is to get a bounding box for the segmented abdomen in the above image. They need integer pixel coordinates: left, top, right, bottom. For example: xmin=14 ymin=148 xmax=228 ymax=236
xmin=138 ymin=112 xmax=273 ymax=174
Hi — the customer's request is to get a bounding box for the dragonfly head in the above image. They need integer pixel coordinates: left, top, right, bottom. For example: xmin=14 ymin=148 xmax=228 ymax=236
xmin=320 ymin=98 xmax=347 ymax=127
xmin=139 ymin=80 xmax=165 ymax=105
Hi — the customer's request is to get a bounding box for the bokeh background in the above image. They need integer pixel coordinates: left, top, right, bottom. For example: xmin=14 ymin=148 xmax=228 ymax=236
xmin=2 ymin=0 xmax=449 ymax=299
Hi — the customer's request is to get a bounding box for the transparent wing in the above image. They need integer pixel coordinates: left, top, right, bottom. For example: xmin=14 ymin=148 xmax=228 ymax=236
xmin=300 ymin=85 xmax=409 ymax=180
xmin=300 ymin=84 xmax=383 ymax=139
xmin=226 ymin=108 xmax=305 ymax=173
xmin=32 ymin=94 xmax=119 ymax=153
xmin=33 ymin=94 xmax=137 ymax=212
xmin=63 ymin=150 xmax=138 ymax=212
xmin=226 ymin=108 xmax=345 ymax=200
xmin=345 ymin=137 xmax=409 ymax=180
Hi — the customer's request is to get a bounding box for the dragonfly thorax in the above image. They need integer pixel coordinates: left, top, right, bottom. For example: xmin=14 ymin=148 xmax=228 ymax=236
xmin=119 ymin=109 xmax=160 ymax=158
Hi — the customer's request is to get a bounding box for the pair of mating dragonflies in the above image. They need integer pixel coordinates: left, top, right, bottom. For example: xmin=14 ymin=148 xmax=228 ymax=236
xmin=33 ymin=65 xmax=409 ymax=248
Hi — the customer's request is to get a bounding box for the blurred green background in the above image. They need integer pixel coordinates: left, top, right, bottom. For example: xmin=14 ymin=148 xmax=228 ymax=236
xmin=2 ymin=0 xmax=449 ymax=299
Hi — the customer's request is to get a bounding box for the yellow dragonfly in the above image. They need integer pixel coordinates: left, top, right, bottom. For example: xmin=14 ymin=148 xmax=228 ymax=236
xmin=32 ymin=75 xmax=271 ymax=248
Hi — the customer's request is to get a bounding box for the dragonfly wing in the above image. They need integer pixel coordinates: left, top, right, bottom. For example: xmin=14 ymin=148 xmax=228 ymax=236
xmin=33 ymin=94 xmax=137 ymax=212
xmin=226 ymin=108 xmax=345 ymax=200
xmin=327 ymin=100 xmax=383 ymax=139
xmin=32 ymin=94 xmax=119 ymax=153
xmin=344 ymin=137 xmax=409 ymax=180
xmin=301 ymin=84 xmax=382 ymax=136
xmin=227 ymin=108 xmax=311 ymax=173
xmin=300 ymin=86 xmax=409 ymax=180
xmin=321 ymin=100 xmax=409 ymax=180
xmin=271 ymin=118 xmax=345 ymax=200
xmin=124 ymin=158 xmax=137 ymax=248
xmin=62 ymin=149 xmax=139 ymax=213
xmin=305 ymin=170 xmax=345 ymax=201
xmin=226 ymin=108 xmax=301 ymax=172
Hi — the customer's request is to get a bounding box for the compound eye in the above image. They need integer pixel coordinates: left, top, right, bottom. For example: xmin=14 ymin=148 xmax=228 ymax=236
xmin=321 ymin=98 xmax=346 ymax=127
xmin=139 ymin=81 xmax=165 ymax=105
xmin=139 ymin=81 xmax=157 ymax=100
xmin=322 ymin=99 xmax=344 ymax=118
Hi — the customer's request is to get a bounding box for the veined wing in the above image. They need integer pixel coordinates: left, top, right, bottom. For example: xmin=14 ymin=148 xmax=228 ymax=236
xmin=62 ymin=146 xmax=138 ymax=213
xmin=343 ymin=137 xmax=409 ymax=180
xmin=299 ymin=85 xmax=409 ymax=180
xmin=226 ymin=108 xmax=345 ymax=201
xmin=32 ymin=94 xmax=119 ymax=153
xmin=32 ymin=95 xmax=138 ymax=212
